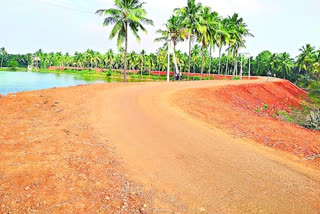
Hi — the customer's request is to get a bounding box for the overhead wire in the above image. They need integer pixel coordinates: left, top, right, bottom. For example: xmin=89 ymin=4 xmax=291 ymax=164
xmin=20 ymin=0 xmax=96 ymax=15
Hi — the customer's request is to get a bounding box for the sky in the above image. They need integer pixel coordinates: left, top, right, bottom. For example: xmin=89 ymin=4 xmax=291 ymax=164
xmin=1 ymin=0 xmax=320 ymax=57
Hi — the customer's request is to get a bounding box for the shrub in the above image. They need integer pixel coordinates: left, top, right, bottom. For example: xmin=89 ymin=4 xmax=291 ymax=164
xmin=152 ymin=76 xmax=160 ymax=80
xmin=193 ymin=76 xmax=200 ymax=80
xmin=203 ymin=76 xmax=215 ymax=80
xmin=106 ymin=71 xmax=112 ymax=77
xmin=8 ymin=60 xmax=19 ymax=70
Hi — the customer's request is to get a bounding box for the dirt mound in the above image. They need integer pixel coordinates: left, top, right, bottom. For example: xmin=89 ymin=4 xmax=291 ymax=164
xmin=174 ymin=80 xmax=320 ymax=163
xmin=217 ymin=81 xmax=307 ymax=116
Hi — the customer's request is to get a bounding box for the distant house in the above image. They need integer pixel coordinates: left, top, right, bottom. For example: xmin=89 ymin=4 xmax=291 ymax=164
xmin=27 ymin=56 xmax=41 ymax=71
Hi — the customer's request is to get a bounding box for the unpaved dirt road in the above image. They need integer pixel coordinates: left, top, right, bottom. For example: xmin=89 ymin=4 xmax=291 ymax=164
xmin=91 ymin=79 xmax=320 ymax=213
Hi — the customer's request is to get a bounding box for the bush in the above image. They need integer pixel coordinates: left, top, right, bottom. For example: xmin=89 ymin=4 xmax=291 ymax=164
xmin=106 ymin=71 xmax=112 ymax=77
xmin=193 ymin=76 xmax=200 ymax=80
xmin=203 ymin=76 xmax=215 ymax=80
xmin=8 ymin=60 xmax=19 ymax=70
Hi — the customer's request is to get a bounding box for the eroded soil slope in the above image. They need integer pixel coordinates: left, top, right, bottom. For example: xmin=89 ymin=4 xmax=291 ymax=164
xmin=174 ymin=80 xmax=320 ymax=165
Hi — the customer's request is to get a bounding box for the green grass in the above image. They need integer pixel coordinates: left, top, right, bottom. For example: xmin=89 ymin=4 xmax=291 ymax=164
xmin=0 ymin=67 xmax=27 ymax=72
xmin=308 ymin=91 xmax=320 ymax=107
xmin=33 ymin=68 xmax=170 ymax=81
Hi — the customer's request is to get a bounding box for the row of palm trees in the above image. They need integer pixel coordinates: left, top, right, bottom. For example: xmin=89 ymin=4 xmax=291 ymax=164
xmin=252 ymin=44 xmax=320 ymax=82
xmin=1 ymin=44 xmax=318 ymax=81
xmin=96 ymin=0 xmax=253 ymax=81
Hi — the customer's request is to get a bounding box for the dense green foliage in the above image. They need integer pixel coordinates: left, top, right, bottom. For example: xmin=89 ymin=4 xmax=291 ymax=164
xmin=0 ymin=0 xmax=319 ymax=87
xmin=1 ymin=45 xmax=319 ymax=85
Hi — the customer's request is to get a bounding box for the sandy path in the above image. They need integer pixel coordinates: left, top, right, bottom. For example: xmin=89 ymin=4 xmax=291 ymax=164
xmin=90 ymin=79 xmax=320 ymax=213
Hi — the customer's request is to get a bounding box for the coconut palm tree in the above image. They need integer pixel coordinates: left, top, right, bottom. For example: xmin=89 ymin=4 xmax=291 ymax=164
xmin=105 ymin=49 xmax=115 ymax=69
xmin=196 ymin=7 xmax=220 ymax=79
xmin=297 ymin=44 xmax=316 ymax=74
xmin=277 ymin=52 xmax=294 ymax=79
xmin=1 ymin=47 xmax=7 ymax=67
xmin=216 ymin=18 xmax=230 ymax=75
xmin=228 ymin=13 xmax=253 ymax=77
xmin=270 ymin=53 xmax=278 ymax=75
xmin=96 ymin=0 xmax=153 ymax=82
xmin=310 ymin=62 xmax=320 ymax=89
xmin=174 ymin=0 xmax=202 ymax=80
xmin=155 ymin=15 xmax=187 ymax=76
xmin=139 ymin=49 xmax=146 ymax=77
xmin=191 ymin=44 xmax=201 ymax=76
xmin=156 ymin=47 xmax=168 ymax=72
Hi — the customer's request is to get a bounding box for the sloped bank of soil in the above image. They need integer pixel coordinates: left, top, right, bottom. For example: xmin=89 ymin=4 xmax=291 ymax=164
xmin=174 ymin=80 xmax=320 ymax=166
xmin=0 ymin=85 xmax=150 ymax=213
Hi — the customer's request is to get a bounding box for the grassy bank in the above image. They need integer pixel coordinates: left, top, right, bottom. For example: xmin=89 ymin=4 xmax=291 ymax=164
xmin=35 ymin=68 xmax=171 ymax=81
xmin=275 ymin=91 xmax=320 ymax=132
xmin=0 ymin=67 xmax=27 ymax=72
xmin=0 ymin=67 xmax=171 ymax=81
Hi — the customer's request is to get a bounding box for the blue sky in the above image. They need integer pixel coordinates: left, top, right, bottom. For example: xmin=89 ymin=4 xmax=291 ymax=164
xmin=1 ymin=0 xmax=319 ymax=57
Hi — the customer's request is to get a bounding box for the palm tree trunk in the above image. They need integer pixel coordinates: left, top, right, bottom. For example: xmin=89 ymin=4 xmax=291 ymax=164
xmin=200 ymin=44 xmax=205 ymax=80
xmin=225 ymin=57 xmax=229 ymax=77
xmin=188 ymin=37 xmax=192 ymax=81
xmin=234 ymin=50 xmax=238 ymax=77
xmin=140 ymin=62 xmax=142 ymax=79
xmin=218 ymin=46 xmax=222 ymax=76
xmin=209 ymin=45 xmax=212 ymax=78
xmin=124 ymin=22 xmax=128 ymax=82
xmin=1 ymin=56 xmax=3 ymax=68
xmin=193 ymin=64 xmax=195 ymax=78
xmin=225 ymin=50 xmax=229 ymax=77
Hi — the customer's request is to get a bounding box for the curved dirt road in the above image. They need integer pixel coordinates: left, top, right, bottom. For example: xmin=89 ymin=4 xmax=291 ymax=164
xmin=90 ymin=79 xmax=320 ymax=213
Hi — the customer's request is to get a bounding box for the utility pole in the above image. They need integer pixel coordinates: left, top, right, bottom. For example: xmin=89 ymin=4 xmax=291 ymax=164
xmin=240 ymin=56 xmax=243 ymax=80
xmin=167 ymin=34 xmax=170 ymax=82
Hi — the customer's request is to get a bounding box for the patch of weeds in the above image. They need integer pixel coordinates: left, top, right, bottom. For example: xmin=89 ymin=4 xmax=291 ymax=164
xmin=255 ymin=108 xmax=261 ymax=113
xmin=276 ymin=110 xmax=292 ymax=122
xmin=105 ymin=69 xmax=112 ymax=77
xmin=263 ymin=104 xmax=269 ymax=110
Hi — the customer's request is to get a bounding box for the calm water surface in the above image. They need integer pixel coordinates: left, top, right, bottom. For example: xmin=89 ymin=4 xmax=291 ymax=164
xmin=0 ymin=71 xmax=123 ymax=95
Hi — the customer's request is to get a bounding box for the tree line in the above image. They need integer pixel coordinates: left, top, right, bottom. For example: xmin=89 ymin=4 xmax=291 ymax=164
xmin=1 ymin=44 xmax=319 ymax=83
xmin=0 ymin=0 xmax=319 ymax=87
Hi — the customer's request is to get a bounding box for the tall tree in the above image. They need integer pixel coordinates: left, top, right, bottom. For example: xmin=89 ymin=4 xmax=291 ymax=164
xmin=228 ymin=13 xmax=253 ymax=77
xmin=1 ymin=47 xmax=7 ymax=68
xmin=155 ymin=15 xmax=187 ymax=76
xmin=277 ymin=52 xmax=294 ymax=79
xmin=96 ymin=0 xmax=153 ymax=82
xmin=297 ymin=44 xmax=315 ymax=74
xmin=216 ymin=18 xmax=230 ymax=75
xmin=196 ymin=7 xmax=220 ymax=79
xmin=139 ymin=49 xmax=146 ymax=77
xmin=310 ymin=62 xmax=320 ymax=89
xmin=175 ymin=0 xmax=202 ymax=80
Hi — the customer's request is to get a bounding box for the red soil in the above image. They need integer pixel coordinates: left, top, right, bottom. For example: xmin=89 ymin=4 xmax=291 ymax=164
xmin=0 ymin=85 xmax=149 ymax=213
xmin=175 ymin=80 xmax=320 ymax=164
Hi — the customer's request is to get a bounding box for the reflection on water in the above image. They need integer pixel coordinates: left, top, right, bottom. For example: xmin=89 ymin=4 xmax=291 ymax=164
xmin=0 ymin=71 xmax=133 ymax=95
